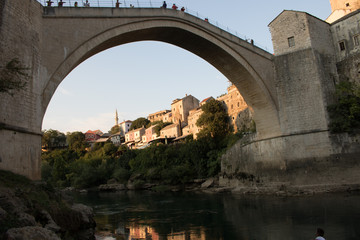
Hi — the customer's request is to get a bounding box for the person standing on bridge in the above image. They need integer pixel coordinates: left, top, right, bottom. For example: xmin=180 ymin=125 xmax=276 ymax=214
xmin=58 ymin=0 xmax=64 ymax=7
xmin=162 ymin=1 xmax=167 ymax=8
xmin=74 ymin=1 xmax=78 ymax=7
xmin=172 ymin=3 xmax=178 ymax=10
xmin=84 ymin=0 xmax=90 ymax=7
xmin=181 ymin=7 xmax=185 ymax=12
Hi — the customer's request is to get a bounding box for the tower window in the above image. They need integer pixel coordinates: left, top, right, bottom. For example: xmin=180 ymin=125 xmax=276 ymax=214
xmin=354 ymin=34 xmax=360 ymax=46
xmin=339 ymin=41 xmax=346 ymax=51
xmin=346 ymin=3 xmax=350 ymax=7
xmin=288 ymin=36 xmax=295 ymax=47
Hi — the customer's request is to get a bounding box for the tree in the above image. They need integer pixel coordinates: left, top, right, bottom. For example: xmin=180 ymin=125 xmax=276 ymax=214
xmin=129 ymin=117 xmax=150 ymax=130
xmin=66 ymin=131 xmax=88 ymax=153
xmin=109 ymin=125 xmax=120 ymax=134
xmin=152 ymin=121 xmax=172 ymax=136
xmin=327 ymin=81 xmax=360 ymax=133
xmin=196 ymin=99 xmax=230 ymax=139
xmin=42 ymin=129 xmax=67 ymax=149
xmin=0 ymin=58 xmax=29 ymax=95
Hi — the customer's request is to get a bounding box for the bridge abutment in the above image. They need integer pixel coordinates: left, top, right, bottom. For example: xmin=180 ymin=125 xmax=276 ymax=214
xmin=0 ymin=0 xmax=43 ymax=180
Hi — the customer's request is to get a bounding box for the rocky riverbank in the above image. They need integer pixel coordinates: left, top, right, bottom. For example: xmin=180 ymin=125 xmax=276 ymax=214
xmin=96 ymin=176 xmax=360 ymax=197
xmin=0 ymin=170 xmax=96 ymax=240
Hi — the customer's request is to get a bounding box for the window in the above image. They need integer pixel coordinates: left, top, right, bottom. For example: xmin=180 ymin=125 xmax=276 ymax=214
xmin=237 ymin=102 xmax=240 ymax=107
xmin=346 ymin=3 xmax=350 ymax=7
xmin=339 ymin=41 xmax=346 ymax=51
xmin=354 ymin=34 xmax=360 ymax=46
xmin=288 ymin=36 xmax=295 ymax=47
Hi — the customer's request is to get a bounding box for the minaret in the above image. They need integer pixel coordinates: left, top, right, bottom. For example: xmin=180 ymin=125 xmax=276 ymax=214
xmin=115 ymin=109 xmax=119 ymax=126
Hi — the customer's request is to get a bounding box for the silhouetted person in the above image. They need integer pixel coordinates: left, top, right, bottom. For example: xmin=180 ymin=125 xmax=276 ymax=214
xmin=162 ymin=1 xmax=167 ymax=8
xmin=58 ymin=0 xmax=64 ymax=7
xmin=46 ymin=0 xmax=53 ymax=6
xmin=315 ymin=228 xmax=325 ymax=240
xmin=172 ymin=3 xmax=178 ymax=10
xmin=181 ymin=7 xmax=185 ymax=11
xmin=74 ymin=1 xmax=78 ymax=7
xmin=84 ymin=0 xmax=90 ymax=7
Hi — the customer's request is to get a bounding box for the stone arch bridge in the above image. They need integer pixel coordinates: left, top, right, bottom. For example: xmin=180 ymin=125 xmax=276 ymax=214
xmin=1 ymin=0 xmax=355 ymax=183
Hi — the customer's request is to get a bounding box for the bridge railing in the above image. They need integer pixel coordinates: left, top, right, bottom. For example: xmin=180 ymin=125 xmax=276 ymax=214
xmin=36 ymin=0 xmax=270 ymax=52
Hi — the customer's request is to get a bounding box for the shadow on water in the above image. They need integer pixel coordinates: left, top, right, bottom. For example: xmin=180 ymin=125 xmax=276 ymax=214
xmin=72 ymin=191 xmax=360 ymax=240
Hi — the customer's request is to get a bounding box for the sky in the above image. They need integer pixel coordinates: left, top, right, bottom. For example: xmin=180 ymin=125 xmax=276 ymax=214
xmin=42 ymin=0 xmax=332 ymax=134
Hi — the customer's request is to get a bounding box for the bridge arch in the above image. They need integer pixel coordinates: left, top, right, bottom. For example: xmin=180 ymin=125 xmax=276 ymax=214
xmin=41 ymin=9 xmax=280 ymax=138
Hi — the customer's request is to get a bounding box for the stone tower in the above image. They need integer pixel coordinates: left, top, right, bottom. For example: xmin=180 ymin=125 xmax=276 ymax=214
xmin=329 ymin=0 xmax=360 ymax=12
xmin=115 ymin=109 xmax=119 ymax=126
xmin=327 ymin=0 xmax=360 ymax=23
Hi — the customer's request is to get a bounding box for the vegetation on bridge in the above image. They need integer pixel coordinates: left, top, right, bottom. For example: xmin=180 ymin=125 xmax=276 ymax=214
xmin=0 ymin=58 xmax=29 ymax=96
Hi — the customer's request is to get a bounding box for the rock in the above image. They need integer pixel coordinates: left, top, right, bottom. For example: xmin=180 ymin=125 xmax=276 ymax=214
xmin=98 ymin=183 xmax=126 ymax=191
xmin=40 ymin=210 xmax=61 ymax=233
xmin=201 ymin=178 xmax=214 ymax=188
xmin=126 ymin=182 xmax=135 ymax=190
xmin=71 ymin=204 xmax=96 ymax=228
xmin=5 ymin=226 xmax=61 ymax=240
xmin=194 ymin=179 xmax=206 ymax=183
xmin=0 ymin=188 xmax=27 ymax=213
xmin=16 ymin=212 xmax=37 ymax=227
xmin=107 ymin=178 xmax=117 ymax=184
xmin=0 ymin=206 xmax=7 ymax=222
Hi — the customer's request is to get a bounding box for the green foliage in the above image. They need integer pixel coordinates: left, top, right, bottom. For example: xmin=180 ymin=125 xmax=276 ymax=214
xmin=66 ymin=131 xmax=88 ymax=153
xmin=327 ymin=81 xmax=360 ymax=133
xmin=112 ymin=168 xmax=131 ymax=183
xmin=42 ymin=129 xmax=67 ymax=149
xmin=41 ymin=129 xmax=241 ymax=189
xmin=196 ymin=99 xmax=230 ymax=139
xmin=102 ymin=142 xmax=117 ymax=157
xmin=129 ymin=117 xmax=150 ymax=130
xmin=109 ymin=125 xmax=120 ymax=134
xmin=0 ymin=58 xmax=29 ymax=96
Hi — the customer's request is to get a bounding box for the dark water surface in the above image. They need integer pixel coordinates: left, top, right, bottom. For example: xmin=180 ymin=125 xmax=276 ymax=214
xmin=72 ymin=191 xmax=360 ymax=240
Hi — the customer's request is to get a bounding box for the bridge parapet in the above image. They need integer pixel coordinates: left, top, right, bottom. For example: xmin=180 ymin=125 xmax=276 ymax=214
xmin=37 ymin=0 xmax=271 ymax=51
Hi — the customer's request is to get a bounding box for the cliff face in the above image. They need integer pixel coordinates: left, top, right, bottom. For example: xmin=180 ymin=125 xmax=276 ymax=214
xmin=0 ymin=170 xmax=96 ymax=240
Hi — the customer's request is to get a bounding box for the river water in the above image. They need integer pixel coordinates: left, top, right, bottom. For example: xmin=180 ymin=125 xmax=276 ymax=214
xmin=72 ymin=191 xmax=360 ymax=240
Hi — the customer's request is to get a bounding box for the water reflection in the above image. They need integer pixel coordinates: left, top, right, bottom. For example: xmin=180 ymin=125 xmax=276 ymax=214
xmin=72 ymin=191 xmax=360 ymax=240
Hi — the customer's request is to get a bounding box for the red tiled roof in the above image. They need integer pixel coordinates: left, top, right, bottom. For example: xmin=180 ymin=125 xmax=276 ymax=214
xmin=200 ymin=97 xmax=213 ymax=103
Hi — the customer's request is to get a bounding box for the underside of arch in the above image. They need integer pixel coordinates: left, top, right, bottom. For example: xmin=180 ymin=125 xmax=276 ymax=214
xmin=41 ymin=19 xmax=281 ymax=138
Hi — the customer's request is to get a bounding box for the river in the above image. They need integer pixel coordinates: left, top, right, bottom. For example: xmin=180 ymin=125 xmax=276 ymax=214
xmin=72 ymin=190 xmax=360 ymax=240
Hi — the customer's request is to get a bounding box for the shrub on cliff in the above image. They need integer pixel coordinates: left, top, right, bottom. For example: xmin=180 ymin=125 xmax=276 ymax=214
xmin=328 ymin=81 xmax=360 ymax=133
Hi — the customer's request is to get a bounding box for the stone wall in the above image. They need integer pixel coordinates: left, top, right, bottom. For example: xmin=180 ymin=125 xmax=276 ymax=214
xmin=329 ymin=0 xmax=360 ymax=12
xmin=0 ymin=0 xmax=43 ymax=180
xmin=269 ymin=11 xmax=334 ymax=56
xmin=274 ymin=49 xmax=335 ymax=134
xmin=336 ymin=52 xmax=360 ymax=84
xmin=220 ymin=131 xmax=360 ymax=188
xmin=331 ymin=10 xmax=360 ymax=62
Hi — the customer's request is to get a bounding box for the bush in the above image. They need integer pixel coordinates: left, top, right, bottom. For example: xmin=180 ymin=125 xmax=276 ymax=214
xmin=112 ymin=168 xmax=131 ymax=183
xmin=328 ymin=81 xmax=360 ymax=133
